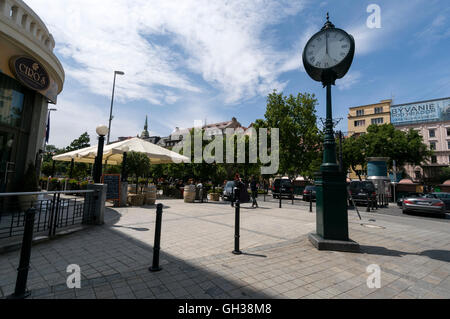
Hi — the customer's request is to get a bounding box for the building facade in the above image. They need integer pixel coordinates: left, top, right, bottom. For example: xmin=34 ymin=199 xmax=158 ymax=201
xmin=152 ymin=117 xmax=245 ymax=149
xmin=347 ymin=99 xmax=392 ymax=137
xmin=347 ymin=99 xmax=392 ymax=179
xmin=391 ymin=97 xmax=450 ymax=183
xmin=0 ymin=0 xmax=64 ymax=192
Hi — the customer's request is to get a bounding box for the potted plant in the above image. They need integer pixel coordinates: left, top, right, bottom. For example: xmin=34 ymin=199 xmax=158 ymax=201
xmin=208 ymin=189 xmax=220 ymax=201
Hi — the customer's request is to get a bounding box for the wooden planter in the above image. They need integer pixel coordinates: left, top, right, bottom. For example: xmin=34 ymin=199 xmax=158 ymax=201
xmin=128 ymin=194 xmax=144 ymax=207
xmin=143 ymin=185 xmax=157 ymax=205
xmin=208 ymin=193 xmax=220 ymax=201
xmin=184 ymin=185 xmax=196 ymax=203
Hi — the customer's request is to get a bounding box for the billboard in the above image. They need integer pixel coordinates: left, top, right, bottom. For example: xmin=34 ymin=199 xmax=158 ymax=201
xmin=391 ymin=97 xmax=450 ymax=125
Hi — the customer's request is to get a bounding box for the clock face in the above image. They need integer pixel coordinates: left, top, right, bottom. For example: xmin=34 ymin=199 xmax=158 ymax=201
xmin=305 ymin=29 xmax=351 ymax=69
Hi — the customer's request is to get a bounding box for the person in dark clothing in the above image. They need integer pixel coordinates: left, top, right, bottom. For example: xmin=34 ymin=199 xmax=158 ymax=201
xmin=250 ymin=176 xmax=259 ymax=208
xmin=232 ymin=173 xmax=242 ymax=207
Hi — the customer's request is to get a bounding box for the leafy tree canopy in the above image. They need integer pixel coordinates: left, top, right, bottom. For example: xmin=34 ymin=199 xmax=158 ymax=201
xmin=254 ymin=90 xmax=322 ymax=178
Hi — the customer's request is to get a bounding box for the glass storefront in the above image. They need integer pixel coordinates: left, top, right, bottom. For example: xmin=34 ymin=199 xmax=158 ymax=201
xmin=0 ymin=72 xmax=32 ymax=192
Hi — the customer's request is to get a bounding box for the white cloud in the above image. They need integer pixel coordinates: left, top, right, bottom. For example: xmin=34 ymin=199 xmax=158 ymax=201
xmin=47 ymin=97 xmax=142 ymax=148
xmin=337 ymin=71 xmax=361 ymax=91
xmin=25 ymin=0 xmax=307 ymax=105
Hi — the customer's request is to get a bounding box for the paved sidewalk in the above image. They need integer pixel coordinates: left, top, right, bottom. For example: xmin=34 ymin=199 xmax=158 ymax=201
xmin=0 ymin=199 xmax=449 ymax=299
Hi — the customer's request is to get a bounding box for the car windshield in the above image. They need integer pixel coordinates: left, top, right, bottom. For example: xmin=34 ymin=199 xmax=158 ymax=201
xmin=305 ymin=186 xmax=315 ymax=190
xmin=281 ymin=180 xmax=292 ymax=186
xmin=350 ymin=182 xmax=375 ymax=192
xmin=226 ymin=181 xmax=235 ymax=187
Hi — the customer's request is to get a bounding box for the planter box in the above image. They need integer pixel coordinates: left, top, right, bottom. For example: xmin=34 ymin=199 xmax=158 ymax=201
xmin=128 ymin=194 xmax=144 ymax=207
xmin=208 ymin=193 xmax=220 ymax=201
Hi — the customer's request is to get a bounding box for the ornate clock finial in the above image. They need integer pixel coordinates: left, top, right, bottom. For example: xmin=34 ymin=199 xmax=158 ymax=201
xmin=322 ymin=12 xmax=335 ymax=30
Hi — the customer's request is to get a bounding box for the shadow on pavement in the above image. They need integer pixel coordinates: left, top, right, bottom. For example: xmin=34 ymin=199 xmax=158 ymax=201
xmin=360 ymin=245 xmax=450 ymax=263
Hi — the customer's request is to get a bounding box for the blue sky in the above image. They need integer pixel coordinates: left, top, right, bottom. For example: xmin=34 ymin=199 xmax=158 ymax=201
xmin=25 ymin=0 xmax=450 ymax=148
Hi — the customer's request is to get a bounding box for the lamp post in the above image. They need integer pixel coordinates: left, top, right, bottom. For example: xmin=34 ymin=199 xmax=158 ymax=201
xmin=40 ymin=108 xmax=57 ymax=179
xmin=107 ymin=71 xmax=125 ymax=145
xmin=94 ymin=125 xmax=109 ymax=183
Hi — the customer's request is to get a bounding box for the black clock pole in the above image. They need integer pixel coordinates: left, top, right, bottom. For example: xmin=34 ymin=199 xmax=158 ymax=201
xmin=304 ymin=15 xmax=359 ymax=252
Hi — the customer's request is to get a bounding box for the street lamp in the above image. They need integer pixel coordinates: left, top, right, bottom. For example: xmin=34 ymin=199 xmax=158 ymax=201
xmin=107 ymin=71 xmax=125 ymax=145
xmin=93 ymin=125 xmax=109 ymax=183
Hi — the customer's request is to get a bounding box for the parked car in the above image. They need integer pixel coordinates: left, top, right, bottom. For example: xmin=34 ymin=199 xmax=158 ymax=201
xmin=422 ymin=193 xmax=450 ymax=212
xmin=348 ymin=181 xmax=377 ymax=206
xmin=302 ymin=185 xmax=316 ymax=202
xmin=397 ymin=193 xmax=424 ymax=207
xmin=402 ymin=196 xmax=446 ymax=217
xmin=272 ymin=178 xmax=294 ymax=199
xmin=223 ymin=181 xmax=236 ymax=201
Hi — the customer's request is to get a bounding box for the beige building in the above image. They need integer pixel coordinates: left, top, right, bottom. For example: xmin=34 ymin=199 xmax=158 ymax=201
xmin=347 ymin=99 xmax=392 ymax=179
xmin=347 ymin=99 xmax=392 ymax=137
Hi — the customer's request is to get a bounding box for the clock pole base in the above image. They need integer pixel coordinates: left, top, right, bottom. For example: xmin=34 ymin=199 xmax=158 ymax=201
xmin=308 ymin=233 xmax=359 ymax=253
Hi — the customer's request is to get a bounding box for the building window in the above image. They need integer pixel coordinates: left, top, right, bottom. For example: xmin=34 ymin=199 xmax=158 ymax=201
xmin=429 ymin=129 xmax=436 ymax=138
xmin=431 ymin=156 xmax=437 ymax=164
xmin=430 ymin=141 xmax=436 ymax=150
xmin=354 ymin=120 xmax=365 ymax=127
xmin=371 ymin=118 xmax=384 ymax=125
xmin=356 ymin=109 xmax=364 ymax=116
xmin=448 ymin=141 xmax=450 ymax=149
xmin=374 ymin=107 xmax=383 ymax=114
xmin=447 ymin=128 xmax=450 ymax=136
xmin=0 ymin=74 xmax=25 ymax=128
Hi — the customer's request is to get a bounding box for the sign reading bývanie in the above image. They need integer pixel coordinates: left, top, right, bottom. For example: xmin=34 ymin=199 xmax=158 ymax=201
xmin=391 ymin=97 xmax=450 ymax=125
xmin=102 ymin=174 xmax=121 ymax=201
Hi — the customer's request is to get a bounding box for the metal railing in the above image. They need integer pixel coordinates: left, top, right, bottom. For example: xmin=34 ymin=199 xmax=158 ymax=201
xmin=0 ymin=190 xmax=97 ymax=240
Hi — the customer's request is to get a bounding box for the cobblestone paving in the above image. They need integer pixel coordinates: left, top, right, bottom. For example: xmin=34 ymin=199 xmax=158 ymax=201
xmin=0 ymin=198 xmax=449 ymax=299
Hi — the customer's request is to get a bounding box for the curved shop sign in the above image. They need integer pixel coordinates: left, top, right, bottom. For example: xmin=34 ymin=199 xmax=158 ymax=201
xmin=9 ymin=56 xmax=50 ymax=91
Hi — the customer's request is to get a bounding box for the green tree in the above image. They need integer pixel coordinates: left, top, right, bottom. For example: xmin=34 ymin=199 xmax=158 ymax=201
xmin=341 ymin=135 xmax=367 ymax=181
xmin=341 ymin=124 xmax=433 ymax=180
xmin=65 ymin=132 xmax=90 ymax=152
xmin=364 ymin=124 xmax=432 ymax=168
xmin=125 ymin=151 xmax=151 ymax=193
xmin=254 ymin=90 xmax=322 ymax=178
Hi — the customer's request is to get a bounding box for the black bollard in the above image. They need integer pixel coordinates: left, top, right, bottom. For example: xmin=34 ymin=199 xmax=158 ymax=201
xmin=366 ymin=194 xmax=371 ymax=212
xmin=9 ymin=208 xmax=36 ymax=299
xmin=292 ymin=190 xmax=294 ymax=205
xmin=309 ymin=193 xmax=313 ymax=213
xmin=232 ymin=197 xmax=242 ymax=255
xmin=279 ymin=194 xmax=282 ymax=208
xmin=149 ymin=204 xmax=163 ymax=272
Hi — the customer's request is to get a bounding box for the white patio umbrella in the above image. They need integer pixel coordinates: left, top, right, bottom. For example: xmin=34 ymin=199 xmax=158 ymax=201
xmin=52 ymin=137 xmax=189 ymax=165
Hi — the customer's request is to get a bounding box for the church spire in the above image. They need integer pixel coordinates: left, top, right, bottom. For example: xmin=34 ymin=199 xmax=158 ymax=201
xmin=140 ymin=115 xmax=150 ymax=139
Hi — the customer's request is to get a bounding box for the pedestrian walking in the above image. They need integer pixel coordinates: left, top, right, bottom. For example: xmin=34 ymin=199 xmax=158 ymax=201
xmin=250 ymin=176 xmax=259 ymax=208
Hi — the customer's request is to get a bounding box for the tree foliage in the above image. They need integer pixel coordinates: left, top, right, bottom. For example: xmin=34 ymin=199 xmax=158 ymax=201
xmin=65 ymin=132 xmax=90 ymax=152
xmin=341 ymin=124 xmax=433 ymax=179
xmin=125 ymin=151 xmax=151 ymax=180
xmin=254 ymin=90 xmax=322 ymax=178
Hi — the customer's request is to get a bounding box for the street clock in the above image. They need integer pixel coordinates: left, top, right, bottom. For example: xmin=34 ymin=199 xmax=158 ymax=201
xmin=302 ymin=14 xmax=355 ymax=86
